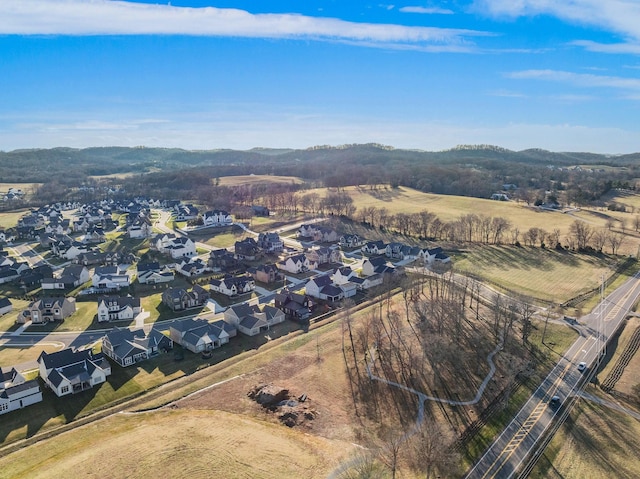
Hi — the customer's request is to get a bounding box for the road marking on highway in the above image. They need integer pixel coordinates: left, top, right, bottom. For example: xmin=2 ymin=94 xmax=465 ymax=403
xmin=480 ymin=340 xmax=589 ymax=479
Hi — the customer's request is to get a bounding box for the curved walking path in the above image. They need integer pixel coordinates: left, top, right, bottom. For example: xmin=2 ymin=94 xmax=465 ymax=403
xmin=327 ymin=336 xmax=504 ymax=479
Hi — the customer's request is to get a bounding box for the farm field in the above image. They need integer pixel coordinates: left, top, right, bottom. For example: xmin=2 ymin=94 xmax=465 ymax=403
xmin=307 ymin=185 xmax=640 ymax=254
xmin=0 ymin=208 xmax=31 ymax=229
xmin=0 ymin=409 xmax=348 ymax=479
xmin=218 ymin=174 xmax=304 ymax=187
xmin=530 ymin=391 xmax=640 ymax=479
xmin=453 ymin=245 xmax=622 ymax=304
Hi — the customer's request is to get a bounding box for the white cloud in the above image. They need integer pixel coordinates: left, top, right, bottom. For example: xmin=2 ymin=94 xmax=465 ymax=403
xmin=0 ymin=0 xmax=488 ymax=49
xmin=507 ymin=69 xmax=640 ymax=93
xmin=399 ymin=6 xmax=455 ymax=15
xmin=475 ymin=0 xmax=640 ymax=47
xmin=487 ymin=89 xmax=527 ymax=98
xmin=571 ymin=40 xmax=640 ymax=54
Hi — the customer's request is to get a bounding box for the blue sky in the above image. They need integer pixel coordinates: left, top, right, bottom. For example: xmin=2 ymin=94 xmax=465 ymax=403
xmin=1 ymin=1 xmax=640 ymax=153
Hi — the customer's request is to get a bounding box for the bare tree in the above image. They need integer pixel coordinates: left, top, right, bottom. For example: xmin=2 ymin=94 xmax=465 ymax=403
xmin=569 ymin=220 xmax=594 ymax=250
xmin=607 ymin=231 xmax=626 ymax=255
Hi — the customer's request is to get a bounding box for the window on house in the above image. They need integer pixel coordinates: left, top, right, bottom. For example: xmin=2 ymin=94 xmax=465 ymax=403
xmin=0 ymin=403 xmax=9 ymax=412
xmin=61 ymin=385 xmax=69 ymax=394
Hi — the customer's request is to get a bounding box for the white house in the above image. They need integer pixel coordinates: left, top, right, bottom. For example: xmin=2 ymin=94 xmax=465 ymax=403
xmin=305 ymin=275 xmax=344 ymax=302
xmin=38 ymin=348 xmax=111 ymax=397
xmin=176 ymin=258 xmax=208 ymax=277
xmin=277 ymin=254 xmax=317 ymax=274
xmin=203 ymin=210 xmax=233 ymax=227
xmin=209 ymin=275 xmax=255 ymax=297
xmin=93 ymin=266 xmax=130 ymax=290
xmin=0 ymin=367 xmax=42 ymax=416
xmin=97 ymin=296 xmax=142 ymax=322
xmin=169 ymin=318 xmax=232 ymax=353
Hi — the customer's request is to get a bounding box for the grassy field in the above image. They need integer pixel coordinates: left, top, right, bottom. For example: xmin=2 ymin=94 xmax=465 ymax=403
xmin=0 ymin=299 xmax=30 ymax=331
xmin=0 ymin=342 xmax=62 ymax=366
xmin=0 ymin=208 xmax=30 ymax=229
xmin=0 ymin=409 xmax=348 ymax=479
xmin=218 ymin=174 xmax=305 ymax=187
xmin=454 ymin=245 xmax=620 ymax=304
xmin=306 ymin=185 xmax=640 ymax=254
xmin=530 ymin=390 xmax=640 ymax=479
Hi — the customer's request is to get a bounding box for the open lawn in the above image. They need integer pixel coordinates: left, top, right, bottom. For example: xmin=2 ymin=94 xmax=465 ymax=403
xmin=218 ymin=174 xmax=305 ymax=187
xmin=0 ymin=208 xmax=30 ymax=229
xmin=0 ymin=342 xmax=62 ymax=367
xmin=0 ymin=409 xmax=348 ymax=479
xmin=531 ymin=389 xmax=640 ymax=479
xmin=0 ymin=299 xmax=30 ymax=331
xmin=454 ymin=245 xmax=620 ymax=304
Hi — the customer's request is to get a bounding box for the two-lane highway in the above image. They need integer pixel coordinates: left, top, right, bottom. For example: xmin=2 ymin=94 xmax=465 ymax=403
xmin=466 ymin=271 xmax=640 ymax=478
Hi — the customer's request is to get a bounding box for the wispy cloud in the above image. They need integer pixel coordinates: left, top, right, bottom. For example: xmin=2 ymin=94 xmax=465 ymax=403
xmin=507 ymin=69 xmax=640 ymax=94
xmin=571 ymin=40 xmax=640 ymax=54
xmin=399 ymin=6 xmax=455 ymax=15
xmin=475 ymin=0 xmax=640 ymax=53
xmin=0 ymin=0 xmax=488 ymax=50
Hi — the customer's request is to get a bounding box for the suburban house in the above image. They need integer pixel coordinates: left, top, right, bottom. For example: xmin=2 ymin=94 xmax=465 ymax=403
xmin=248 ymin=263 xmax=284 ymax=284
xmin=339 ymin=233 xmax=365 ymax=248
xmin=209 ymin=274 xmax=255 ymax=297
xmin=42 ymin=264 xmax=90 ymax=290
xmin=362 ymin=256 xmax=396 ymax=277
xmin=97 ymin=296 xmax=142 ymax=322
xmin=251 ymin=205 xmax=269 ymax=216
xmin=137 ymin=262 xmax=175 ymax=285
xmin=127 ymin=217 xmax=152 ymax=238
xmin=208 ymin=249 xmax=240 ymax=272
xmin=169 ymin=318 xmax=233 ymax=353
xmin=274 ymin=290 xmax=312 ymax=322
xmin=234 ymin=237 xmax=261 ymax=260
xmin=176 ymin=257 xmax=208 ymax=277
xmin=422 ymin=246 xmax=451 ymax=265
xmin=298 ymin=223 xmax=321 ymax=240
xmin=75 ymin=251 xmax=119 ymax=266
xmin=92 ymin=265 xmax=130 ymax=290
xmin=305 ymin=275 xmax=344 ymax=302
xmin=0 ymin=367 xmax=43 ymax=416
xmin=350 ymin=273 xmax=384 ymax=291
xmin=175 ymin=204 xmax=199 ymax=221
xmin=277 ymin=254 xmax=317 ymax=274
xmin=224 ymin=303 xmax=285 ymax=336
xmin=162 ymin=285 xmax=210 ymax=311
xmin=362 ymin=240 xmax=387 ymax=255
xmin=154 ymin=234 xmax=196 ymax=259
xmin=38 ymin=348 xmax=111 ymax=397
xmin=101 ymin=327 xmax=172 ymax=367
xmin=306 ymin=246 xmax=341 ymax=265
xmin=385 ymin=242 xmax=421 ymax=261
xmin=18 ymin=297 xmax=76 ymax=324
xmin=332 ymin=266 xmax=355 ymax=285
xmin=257 ymin=232 xmax=284 ymax=253
xmin=0 ymin=297 xmax=12 ymax=315
xmin=203 ymin=210 xmax=233 ymax=227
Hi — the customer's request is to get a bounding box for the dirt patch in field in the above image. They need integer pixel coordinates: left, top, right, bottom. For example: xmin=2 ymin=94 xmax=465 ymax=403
xmin=172 ymin=325 xmax=360 ymax=443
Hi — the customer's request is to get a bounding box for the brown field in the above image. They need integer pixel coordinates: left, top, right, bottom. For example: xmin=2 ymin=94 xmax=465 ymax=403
xmin=306 ymin=185 xmax=640 ymax=255
xmin=218 ymin=174 xmax=305 ymax=187
xmin=0 ymin=409 xmax=349 ymax=479
xmin=0 ymin=208 xmax=31 ymax=229
xmin=0 ymin=299 xmax=30 ymax=331
xmin=454 ymin=245 xmax=620 ymax=304
xmin=531 ymin=390 xmax=640 ymax=479
xmin=596 ymin=316 xmax=640 ymax=395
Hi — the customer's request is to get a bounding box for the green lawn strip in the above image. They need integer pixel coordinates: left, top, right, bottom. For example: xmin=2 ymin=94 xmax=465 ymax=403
xmin=0 ymin=299 xmax=30 ymax=331
xmin=0 ymin=344 xmax=60 ymax=366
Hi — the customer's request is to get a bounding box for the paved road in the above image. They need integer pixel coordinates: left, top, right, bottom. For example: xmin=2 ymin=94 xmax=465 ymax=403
xmin=465 ymin=271 xmax=640 ymax=479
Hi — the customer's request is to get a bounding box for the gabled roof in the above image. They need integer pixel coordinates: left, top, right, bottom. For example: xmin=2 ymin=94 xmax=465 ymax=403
xmin=38 ymin=348 xmax=93 ymax=371
xmin=239 ymin=315 xmax=268 ymax=330
xmin=309 ymin=275 xmax=333 ymax=287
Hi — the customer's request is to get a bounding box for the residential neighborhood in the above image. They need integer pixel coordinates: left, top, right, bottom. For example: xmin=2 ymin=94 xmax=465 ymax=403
xmin=0 ymin=197 xmax=449 ymax=419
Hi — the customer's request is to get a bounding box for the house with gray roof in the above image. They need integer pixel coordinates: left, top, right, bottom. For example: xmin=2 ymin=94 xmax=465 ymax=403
xmin=0 ymin=367 xmax=42 ymax=416
xmin=101 ymin=327 xmax=172 ymax=367
xmin=38 ymin=348 xmax=111 ymax=397
xmin=169 ymin=318 xmax=233 ymax=353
